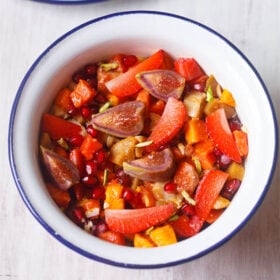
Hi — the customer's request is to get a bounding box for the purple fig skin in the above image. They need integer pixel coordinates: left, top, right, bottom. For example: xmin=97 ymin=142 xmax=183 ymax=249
xmin=91 ymin=101 xmax=145 ymax=138
xmin=136 ymin=70 xmax=185 ymax=102
xmin=123 ymin=148 xmax=175 ymax=182
xmin=40 ymin=146 xmax=80 ymax=190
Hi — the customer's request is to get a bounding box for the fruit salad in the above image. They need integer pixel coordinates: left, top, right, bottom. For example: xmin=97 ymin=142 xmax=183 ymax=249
xmin=39 ymin=49 xmax=248 ymax=247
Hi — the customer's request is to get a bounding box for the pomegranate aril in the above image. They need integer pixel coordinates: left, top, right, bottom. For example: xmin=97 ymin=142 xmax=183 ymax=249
xmin=81 ymin=106 xmax=92 ymax=119
xmin=73 ymin=207 xmax=85 ymax=223
xmin=221 ymin=179 xmax=241 ymax=200
xmin=164 ymin=182 xmax=178 ymax=193
xmin=123 ymin=55 xmax=138 ymax=68
xmin=82 ymin=175 xmax=98 ymax=186
xmin=92 ymin=186 xmax=105 ymax=200
xmin=86 ymin=125 xmax=98 ymax=138
xmin=95 ymin=94 xmax=107 ymax=104
xmin=85 ymin=160 xmax=98 ymax=175
xmin=218 ymin=154 xmax=232 ymax=170
xmin=181 ymin=203 xmax=195 ymax=216
xmin=229 ymin=116 xmax=242 ymax=132
xmin=95 ymin=221 xmax=108 ymax=235
xmin=123 ymin=188 xmax=134 ymax=201
xmin=95 ymin=150 xmax=106 ymax=164
xmin=69 ymin=134 xmax=84 ymax=147
xmin=116 ymin=168 xmax=131 ymax=187
xmin=72 ymin=72 xmax=85 ymax=84
xmin=67 ymin=104 xmax=79 ymax=116
xmin=84 ymin=64 xmax=98 ymax=76
xmin=86 ymin=77 xmax=97 ymax=89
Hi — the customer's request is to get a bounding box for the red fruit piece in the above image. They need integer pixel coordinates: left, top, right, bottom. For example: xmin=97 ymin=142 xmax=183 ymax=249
xmin=41 ymin=113 xmax=82 ymax=140
xmin=98 ymin=230 xmax=125 ymax=246
xmin=194 ymin=169 xmax=228 ymax=221
xmin=105 ymin=203 xmax=175 ymax=234
xmin=206 ymin=108 xmax=242 ymax=163
xmin=145 ymin=97 xmax=186 ymax=152
xmin=105 ymin=49 xmax=172 ymax=97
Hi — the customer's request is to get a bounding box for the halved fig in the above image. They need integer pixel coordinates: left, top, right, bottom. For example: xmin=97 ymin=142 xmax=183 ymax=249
xmin=40 ymin=146 xmax=80 ymax=190
xmin=91 ymin=101 xmax=145 ymax=138
xmin=123 ymin=148 xmax=175 ymax=182
xmin=136 ymin=70 xmax=185 ymax=101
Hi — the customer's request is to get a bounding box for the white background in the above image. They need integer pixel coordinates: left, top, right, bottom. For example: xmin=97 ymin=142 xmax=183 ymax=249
xmin=1 ymin=0 xmax=279 ymax=279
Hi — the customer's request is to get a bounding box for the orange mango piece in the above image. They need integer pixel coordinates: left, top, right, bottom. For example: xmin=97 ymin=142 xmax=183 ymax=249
xmin=80 ymin=134 xmax=102 ymax=160
xmin=134 ymin=233 xmax=155 ymax=248
xmin=185 ymin=118 xmax=208 ymax=144
xmin=104 ymin=182 xmax=125 ymax=210
xmin=149 ymin=224 xmax=177 ymax=246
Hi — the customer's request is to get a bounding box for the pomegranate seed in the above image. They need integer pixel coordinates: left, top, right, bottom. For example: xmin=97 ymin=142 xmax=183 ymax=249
xmin=69 ymin=134 xmax=84 ymax=147
xmin=229 ymin=116 xmax=242 ymax=132
xmin=218 ymin=154 xmax=232 ymax=170
xmin=73 ymin=207 xmax=85 ymax=223
xmin=67 ymin=104 xmax=79 ymax=116
xmin=181 ymin=203 xmax=195 ymax=216
xmin=116 ymin=168 xmax=131 ymax=187
xmin=95 ymin=221 xmax=108 ymax=235
xmin=221 ymin=179 xmax=241 ymax=200
xmin=72 ymin=71 xmax=85 ymax=84
xmin=123 ymin=188 xmax=134 ymax=201
xmin=86 ymin=77 xmax=97 ymax=89
xmin=85 ymin=161 xmax=98 ymax=175
xmin=92 ymin=186 xmax=105 ymax=200
xmin=86 ymin=125 xmax=98 ymax=138
xmin=192 ymin=83 xmax=205 ymax=92
xmin=81 ymin=106 xmax=92 ymax=119
xmin=84 ymin=64 xmax=98 ymax=76
xmin=213 ymin=147 xmax=223 ymax=158
xmin=95 ymin=94 xmax=107 ymax=104
xmin=123 ymin=55 xmax=137 ymax=68
xmin=95 ymin=150 xmax=106 ymax=164
xmin=82 ymin=175 xmax=97 ymax=186
xmin=164 ymin=182 xmax=178 ymax=193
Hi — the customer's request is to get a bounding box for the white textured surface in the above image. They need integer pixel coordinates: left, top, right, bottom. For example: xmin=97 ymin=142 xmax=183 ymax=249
xmin=1 ymin=0 xmax=279 ymax=279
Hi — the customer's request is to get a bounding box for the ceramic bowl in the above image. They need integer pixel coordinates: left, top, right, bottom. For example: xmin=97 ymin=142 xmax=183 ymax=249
xmin=9 ymin=11 xmax=278 ymax=268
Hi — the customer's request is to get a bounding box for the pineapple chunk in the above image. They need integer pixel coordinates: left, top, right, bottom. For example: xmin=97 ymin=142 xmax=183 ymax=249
xmin=183 ymin=91 xmax=206 ymax=118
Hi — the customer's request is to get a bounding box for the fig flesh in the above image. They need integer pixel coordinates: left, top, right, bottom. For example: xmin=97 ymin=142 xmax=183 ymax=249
xmin=40 ymin=146 xmax=80 ymax=190
xmin=136 ymin=70 xmax=185 ymax=102
xmin=91 ymin=101 xmax=145 ymax=138
xmin=123 ymin=148 xmax=175 ymax=182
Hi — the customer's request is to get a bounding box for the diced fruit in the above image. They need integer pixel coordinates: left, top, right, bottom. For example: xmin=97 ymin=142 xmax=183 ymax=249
xmin=136 ymin=70 xmax=185 ymax=102
xmin=109 ymin=137 xmax=137 ymax=166
xmin=193 ymin=139 xmax=216 ymax=170
xmin=220 ymin=178 xmax=241 ymax=200
xmin=194 ymin=169 xmax=228 ymax=221
xmin=80 ymin=134 xmax=103 ymax=161
xmin=174 ymin=161 xmax=199 ymax=194
xmin=233 ymin=130 xmax=248 ymax=157
xmin=46 ymin=183 xmax=71 ymax=209
xmin=54 ymin=88 xmax=72 ymax=112
xmin=104 ymin=182 xmax=125 ymax=210
xmin=104 ymin=203 xmax=175 ymax=234
xmin=206 ymin=108 xmax=242 ymax=163
xmin=212 ymin=195 xmax=230 ymax=209
xmin=174 ymin=57 xmax=205 ymax=82
xmin=98 ymin=230 xmax=125 ymax=246
xmin=183 ymin=91 xmax=206 ymax=118
xmin=220 ymin=89 xmax=236 ymax=107
xmin=149 ymin=224 xmax=177 ymax=246
xmin=41 ymin=113 xmax=82 ymax=140
xmin=185 ymin=118 xmax=208 ymax=144
xmin=206 ymin=209 xmax=224 ymax=224
xmin=78 ymin=198 xmax=100 ymax=218
xmin=145 ymin=97 xmax=186 ymax=152
xmin=226 ymin=162 xmax=245 ymax=180
xmin=70 ymin=79 xmax=97 ymax=108
xmin=134 ymin=233 xmax=155 ymax=248
xmin=91 ymin=101 xmax=145 ymax=138
xmin=123 ymin=148 xmax=175 ymax=182
xmin=40 ymin=146 xmax=80 ymax=190
xmin=105 ymin=49 xmax=172 ymax=97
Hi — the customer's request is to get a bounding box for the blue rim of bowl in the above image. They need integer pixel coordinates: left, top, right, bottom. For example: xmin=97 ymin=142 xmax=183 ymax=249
xmin=33 ymin=0 xmax=106 ymax=4
xmin=8 ymin=10 xmax=279 ymax=269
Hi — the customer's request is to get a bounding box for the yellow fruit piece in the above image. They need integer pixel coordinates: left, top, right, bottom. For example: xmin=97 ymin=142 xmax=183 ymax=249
xmin=149 ymin=224 xmax=177 ymax=247
xmin=134 ymin=233 xmax=155 ymax=248
xmin=220 ymin=89 xmax=236 ymax=107
xmin=104 ymin=182 xmax=124 ymax=209
xmin=106 ymin=93 xmax=119 ymax=106
xmin=212 ymin=195 xmax=230 ymax=209
xmin=226 ymin=162 xmax=245 ymax=180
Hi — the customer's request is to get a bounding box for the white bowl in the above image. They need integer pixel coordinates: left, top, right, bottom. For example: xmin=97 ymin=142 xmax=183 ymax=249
xmin=9 ymin=11 xmax=278 ymax=268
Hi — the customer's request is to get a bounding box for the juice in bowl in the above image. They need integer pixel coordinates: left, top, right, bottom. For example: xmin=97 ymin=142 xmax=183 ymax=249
xmin=9 ymin=11 xmax=278 ymax=268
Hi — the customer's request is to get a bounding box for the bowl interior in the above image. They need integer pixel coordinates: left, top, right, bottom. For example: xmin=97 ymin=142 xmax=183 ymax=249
xmin=9 ymin=11 xmax=278 ymax=268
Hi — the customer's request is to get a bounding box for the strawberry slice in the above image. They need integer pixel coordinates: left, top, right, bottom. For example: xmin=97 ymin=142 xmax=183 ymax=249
xmin=105 ymin=203 xmax=175 ymax=234
xmin=206 ymin=108 xmax=242 ymax=163
xmin=145 ymin=97 xmax=186 ymax=152
xmin=105 ymin=49 xmax=172 ymax=97
xmin=194 ymin=169 xmax=228 ymax=221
